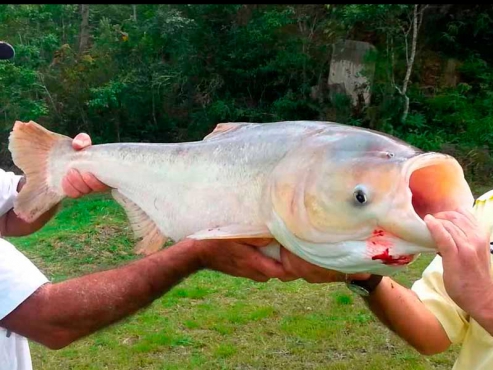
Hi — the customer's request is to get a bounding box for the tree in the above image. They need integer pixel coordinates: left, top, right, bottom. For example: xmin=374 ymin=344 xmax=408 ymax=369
xmin=396 ymin=4 xmax=428 ymax=123
xmin=78 ymin=4 xmax=90 ymax=53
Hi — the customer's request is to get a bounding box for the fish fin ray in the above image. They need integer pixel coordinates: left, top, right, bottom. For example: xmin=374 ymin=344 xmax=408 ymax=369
xmin=112 ymin=190 xmax=167 ymax=255
xmin=8 ymin=120 xmax=70 ymax=222
xmin=203 ymin=122 xmax=254 ymax=140
xmin=188 ymin=224 xmax=272 ymax=240
xmin=189 ymin=225 xmax=281 ymax=261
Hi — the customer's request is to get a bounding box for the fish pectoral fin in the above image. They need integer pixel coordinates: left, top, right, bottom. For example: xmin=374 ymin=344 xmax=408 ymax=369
xmin=188 ymin=224 xmax=273 ymax=240
xmin=112 ymin=190 xmax=167 ymax=256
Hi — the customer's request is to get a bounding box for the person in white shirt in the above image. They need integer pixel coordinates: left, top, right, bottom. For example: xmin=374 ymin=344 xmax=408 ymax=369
xmin=0 ymin=41 xmax=301 ymax=370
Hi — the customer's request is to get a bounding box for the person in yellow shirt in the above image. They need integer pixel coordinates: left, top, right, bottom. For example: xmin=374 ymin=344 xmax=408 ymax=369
xmin=280 ymin=190 xmax=493 ymax=370
xmin=405 ymin=190 xmax=493 ymax=370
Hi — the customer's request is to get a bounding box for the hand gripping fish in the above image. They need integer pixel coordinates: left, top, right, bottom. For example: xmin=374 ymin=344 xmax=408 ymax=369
xmin=8 ymin=120 xmax=474 ymax=275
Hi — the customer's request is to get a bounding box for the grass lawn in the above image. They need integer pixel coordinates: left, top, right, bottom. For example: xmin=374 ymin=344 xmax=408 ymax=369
xmin=9 ymin=194 xmax=463 ymax=370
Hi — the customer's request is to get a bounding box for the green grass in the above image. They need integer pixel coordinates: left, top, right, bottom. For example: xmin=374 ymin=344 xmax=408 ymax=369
xmin=9 ymin=194 xmax=463 ymax=370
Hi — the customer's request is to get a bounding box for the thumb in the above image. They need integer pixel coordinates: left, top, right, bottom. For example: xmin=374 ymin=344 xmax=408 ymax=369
xmin=424 ymin=214 xmax=458 ymax=257
xmin=72 ymin=133 xmax=92 ymax=150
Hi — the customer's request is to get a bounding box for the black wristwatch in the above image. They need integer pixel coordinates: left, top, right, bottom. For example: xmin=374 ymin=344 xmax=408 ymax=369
xmin=346 ymin=275 xmax=383 ymax=297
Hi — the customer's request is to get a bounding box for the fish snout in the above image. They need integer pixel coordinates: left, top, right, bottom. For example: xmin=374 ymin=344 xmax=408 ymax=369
xmin=380 ymin=152 xmax=473 ymax=252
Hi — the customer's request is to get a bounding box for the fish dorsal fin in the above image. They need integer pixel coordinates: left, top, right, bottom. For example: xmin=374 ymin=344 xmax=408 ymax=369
xmin=203 ymin=122 xmax=253 ymax=140
xmin=112 ymin=189 xmax=168 ymax=255
xmin=188 ymin=224 xmax=272 ymax=240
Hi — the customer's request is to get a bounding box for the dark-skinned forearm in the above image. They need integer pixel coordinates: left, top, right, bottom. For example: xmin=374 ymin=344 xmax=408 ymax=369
xmin=2 ymin=205 xmax=60 ymax=237
xmin=1 ymin=176 xmax=60 ymax=237
xmin=0 ymin=239 xmax=203 ymax=349
xmin=362 ymin=277 xmax=451 ymax=355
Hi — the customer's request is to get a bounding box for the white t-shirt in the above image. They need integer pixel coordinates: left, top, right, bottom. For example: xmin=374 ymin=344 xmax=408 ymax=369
xmin=0 ymin=170 xmax=49 ymax=370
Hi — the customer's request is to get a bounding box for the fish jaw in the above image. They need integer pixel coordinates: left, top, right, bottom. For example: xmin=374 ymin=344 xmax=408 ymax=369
xmin=266 ymin=210 xmax=425 ymax=275
xmin=379 ymin=152 xmax=474 ymax=250
xmin=364 ymin=227 xmax=428 ymax=268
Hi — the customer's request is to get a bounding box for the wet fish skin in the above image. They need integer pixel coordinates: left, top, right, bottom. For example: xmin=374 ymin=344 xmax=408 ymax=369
xmin=8 ymin=120 xmax=474 ymax=275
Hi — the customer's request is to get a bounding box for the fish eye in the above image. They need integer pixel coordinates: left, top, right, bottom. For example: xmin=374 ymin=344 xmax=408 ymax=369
xmin=353 ymin=186 xmax=368 ymax=205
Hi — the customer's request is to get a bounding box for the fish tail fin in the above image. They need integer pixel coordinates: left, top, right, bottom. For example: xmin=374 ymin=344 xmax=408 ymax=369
xmin=8 ymin=120 xmax=72 ymax=222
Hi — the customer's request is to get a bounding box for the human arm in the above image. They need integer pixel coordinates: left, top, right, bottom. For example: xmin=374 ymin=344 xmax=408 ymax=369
xmin=361 ymin=276 xmax=452 ymax=355
xmin=0 ymin=237 xmax=291 ymax=350
xmin=0 ymin=175 xmax=60 ymax=237
xmin=0 ymin=133 xmax=109 ymax=237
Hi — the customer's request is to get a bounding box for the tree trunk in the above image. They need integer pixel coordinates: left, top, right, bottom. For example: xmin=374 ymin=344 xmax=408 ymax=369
xmin=132 ymin=5 xmax=137 ymax=22
xmin=78 ymin=4 xmax=90 ymax=54
xmin=400 ymin=4 xmax=419 ymax=123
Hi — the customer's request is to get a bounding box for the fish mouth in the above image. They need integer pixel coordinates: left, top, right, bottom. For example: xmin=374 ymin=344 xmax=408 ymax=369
xmin=405 ymin=152 xmax=473 ymax=220
xmin=389 ymin=152 xmax=474 ymax=249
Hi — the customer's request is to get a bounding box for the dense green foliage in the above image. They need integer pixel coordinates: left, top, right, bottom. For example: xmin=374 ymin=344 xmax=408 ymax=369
xmin=1 ymin=4 xmax=493 ymax=183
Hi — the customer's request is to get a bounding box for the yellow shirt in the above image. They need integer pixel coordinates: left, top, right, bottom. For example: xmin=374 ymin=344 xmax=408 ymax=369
xmin=412 ymin=190 xmax=493 ymax=370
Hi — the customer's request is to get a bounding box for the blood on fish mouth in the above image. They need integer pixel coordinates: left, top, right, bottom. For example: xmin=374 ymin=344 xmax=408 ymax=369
xmin=367 ymin=229 xmax=414 ymax=266
xmin=372 ymin=229 xmax=385 ymax=237
xmin=371 ymin=248 xmax=413 ymax=265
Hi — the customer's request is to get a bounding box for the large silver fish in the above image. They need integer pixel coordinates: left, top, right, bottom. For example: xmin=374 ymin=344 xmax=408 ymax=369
xmin=8 ymin=120 xmax=474 ymax=275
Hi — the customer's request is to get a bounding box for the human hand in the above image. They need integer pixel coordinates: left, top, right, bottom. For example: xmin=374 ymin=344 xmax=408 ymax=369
xmin=279 ymin=247 xmax=371 ymax=283
xmin=424 ymin=207 xmax=493 ymax=315
xmin=194 ymin=238 xmax=298 ymax=283
xmin=61 ymin=133 xmax=110 ymax=198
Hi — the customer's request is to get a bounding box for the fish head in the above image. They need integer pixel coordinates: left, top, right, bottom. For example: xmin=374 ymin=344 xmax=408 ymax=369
xmin=266 ymin=129 xmax=474 ymax=274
